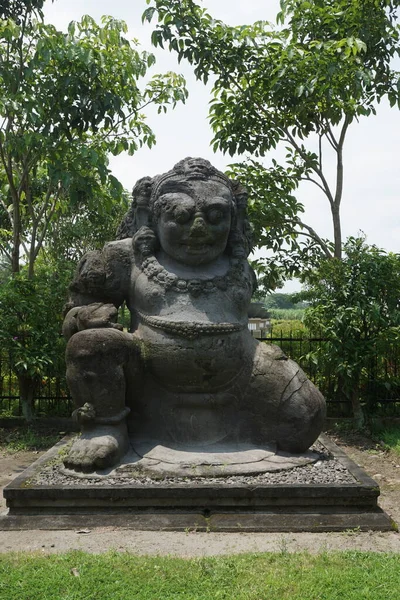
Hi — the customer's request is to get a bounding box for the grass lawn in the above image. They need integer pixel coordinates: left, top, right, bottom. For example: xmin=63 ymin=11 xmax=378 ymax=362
xmin=0 ymin=551 xmax=399 ymax=599
xmin=0 ymin=427 xmax=61 ymax=454
xmin=373 ymin=424 xmax=400 ymax=456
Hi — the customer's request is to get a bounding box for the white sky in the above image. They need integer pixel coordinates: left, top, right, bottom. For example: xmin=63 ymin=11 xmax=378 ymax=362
xmin=43 ymin=0 xmax=400 ymax=291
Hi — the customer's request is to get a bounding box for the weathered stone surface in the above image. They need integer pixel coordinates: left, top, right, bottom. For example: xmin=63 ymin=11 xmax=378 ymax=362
xmin=0 ymin=512 xmax=394 ymax=533
xmin=61 ymin=157 xmax=326 ymax=473
xmin=122 ymin=440 xmax=319 ymax=477
xmin=1 ymin=435 xmax=394 ymax=532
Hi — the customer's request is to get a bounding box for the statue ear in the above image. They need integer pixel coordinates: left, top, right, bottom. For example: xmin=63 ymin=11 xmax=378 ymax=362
xmin=116 ymin=177 xmax=154 ymax=240
xmin=133 ymin=177 xmax=153 ymax=230
xmin=227 ymin=181 xmax=253 ymax=258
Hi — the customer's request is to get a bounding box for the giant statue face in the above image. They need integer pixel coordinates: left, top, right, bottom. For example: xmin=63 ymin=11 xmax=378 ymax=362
xmin=155 ymin=179 xmax=232 ymax=266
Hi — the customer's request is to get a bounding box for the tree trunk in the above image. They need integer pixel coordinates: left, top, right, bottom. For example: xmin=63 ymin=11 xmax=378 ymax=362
xmin=18 ymin=374 xmax=36 ymax=422
xmin=11 ymin=227 xmax=20 ymax=274
xmin=331 ymin=115 xmax=349 ymax=262
xmin=331 ymin=206 xmax=342 ymax=260
xmin=336 ymin=373 xmax=352 ymax=417
xmin=350 ymin=375 xmax=364 ymax=429
xmin=11 ymin=199 xmax=21 ymax=275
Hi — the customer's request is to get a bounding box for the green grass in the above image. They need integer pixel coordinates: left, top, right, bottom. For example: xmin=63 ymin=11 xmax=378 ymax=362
xmin=0 ymin=551 xmax=399 ymax=599
xmin=371 ymin=424 xmax=400 ymax=456
xmin=0 ymin=427 xmax=61 ymax=453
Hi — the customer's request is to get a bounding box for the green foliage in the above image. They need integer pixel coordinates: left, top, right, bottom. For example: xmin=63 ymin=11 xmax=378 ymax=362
xmin=0 ymin=265 xmax=69 ymax=374
xmin=1 ymin=551 xmax=400 ymax=599
xmin=147 ymin=0 xmax=400 ymax=286
xmin=263 ymin=292 xmax=308 ymax=310
xmin=0 ymin=0 xmax=49 ymax=22
xmin=45 ymin=188 xmax=130 ymax=263
xmin=303 ymin=236 xmax=400 ymax=424
xmin=0 ymin=8 xmax=187 ymax=276
xmin=371 ymin=424 xmax=400 ymax=456
xmin=0 ymin=426 xmax=60 ymax=453
xmin=0 ymin=260 xmax=71 ymax=419
xmin=231 ymin=160 xmax=332 ymax=290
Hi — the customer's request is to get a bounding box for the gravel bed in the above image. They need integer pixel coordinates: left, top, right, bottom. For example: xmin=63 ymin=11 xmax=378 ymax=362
xmin=31 ymin=442 xmax=357 ymax=487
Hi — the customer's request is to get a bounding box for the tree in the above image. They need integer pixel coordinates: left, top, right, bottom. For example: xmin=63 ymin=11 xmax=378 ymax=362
xmin=302 ymin=236 xmax=400 ymax=425
xmin=0 ymin=5 xmax=188 ymax=419
xmin=0 ymin=260 xmax=72 ymax=421
xmin=45 ymin=187 xmax=130 ymax=265
xmin=0 ymin=177 xmax=131 ymax=421
xmin=0 ymin=7 xmax=187 ymax=278
xmin=263 ymin=293 xmax=306 ymax=310
xmin=145 ymin=0 xmax=400 ymax=286
xmin=0 ymin=0 xmax=48 ymax=21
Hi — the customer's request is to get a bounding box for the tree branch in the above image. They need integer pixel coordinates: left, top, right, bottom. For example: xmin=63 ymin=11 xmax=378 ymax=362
xmin=0 ymin=243 xmax=12 ymax=261
xmin=324 ymin=122 xmax=339 ymax=150
xmin=334 ymin=114 xmax=351 ymax=209
xmin=17 ymin=150 xmax=38 ymax=195
xmin=0 ymin=195 xmax=13 ymax=227
xmin=300 ymin=176 xmax=331 ymax=197
xmin=31 ymin=188 xmax=61 ymax=269
xmin=276 ymin=216 xmax=333 ymax=259
xmin=318 ymin=133 xmax=322 ymax=171
xmin=296 ymin=221 xmax=333 ymax=258
xmin=0 ymin=136 xmax=20 ymax=208
xmin=20 ymin=238 xmax=29 ymax=257
xmin=284 ymin=127 xmax=335 ymax=209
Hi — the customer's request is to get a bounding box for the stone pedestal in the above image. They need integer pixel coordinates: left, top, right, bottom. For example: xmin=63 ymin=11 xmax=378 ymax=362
xmin=1 ymin=434 xmax=394 ymax=532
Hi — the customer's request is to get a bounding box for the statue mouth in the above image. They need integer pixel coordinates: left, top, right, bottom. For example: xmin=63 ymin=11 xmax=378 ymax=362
xmin=181 ymin=241 xmax=212 ymax=253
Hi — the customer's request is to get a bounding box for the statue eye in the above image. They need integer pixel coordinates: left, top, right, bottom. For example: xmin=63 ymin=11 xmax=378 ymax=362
xmin=207 ymin=208 xmax=224 ymax=224
xmin=174 ymin=208 xmax=192 ymax=224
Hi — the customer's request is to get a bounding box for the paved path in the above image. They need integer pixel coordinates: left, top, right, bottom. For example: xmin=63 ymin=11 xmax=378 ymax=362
xmin=1 ymin=449 xmax=400 ymax=555
xmin=1 ymin=528 xmax=400 ymax=555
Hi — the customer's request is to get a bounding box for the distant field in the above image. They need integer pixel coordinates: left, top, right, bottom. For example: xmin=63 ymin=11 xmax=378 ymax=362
xmin=269 ymin=319 xmax=307 ymax=337
xmin=267 ymin=308 xmax=305 ymax=321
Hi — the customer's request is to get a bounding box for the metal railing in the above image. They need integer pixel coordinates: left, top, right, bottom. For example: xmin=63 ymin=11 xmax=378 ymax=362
xmin=0 ymin=350 xmax=72 ymax=417
xmin=1 ymin=331 xmax=399 ymax=417
xmin=261 ymin=330 xmax=400 ymax=416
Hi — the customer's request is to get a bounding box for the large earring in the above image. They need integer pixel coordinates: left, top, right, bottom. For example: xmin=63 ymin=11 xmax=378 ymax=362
xmin=116 ymin=177 xmax=154 ymax=240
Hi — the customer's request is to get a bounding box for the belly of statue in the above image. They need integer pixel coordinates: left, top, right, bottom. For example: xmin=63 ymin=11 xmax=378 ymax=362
xmin=135 ymin=325 xmax=248 ymax=392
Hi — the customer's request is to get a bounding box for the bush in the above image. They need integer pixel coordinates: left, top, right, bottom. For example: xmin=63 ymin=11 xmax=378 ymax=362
xmin=303 ymin=236 xmax=400 ymax=426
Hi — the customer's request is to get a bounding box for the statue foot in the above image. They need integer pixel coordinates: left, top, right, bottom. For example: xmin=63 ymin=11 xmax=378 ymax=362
xmin=63 ymin=422 xmax=129 ymax=472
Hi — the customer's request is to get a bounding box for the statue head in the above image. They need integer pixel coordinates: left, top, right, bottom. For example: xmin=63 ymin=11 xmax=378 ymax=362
xmin=116 ymin=158 xmax=252 ymax=263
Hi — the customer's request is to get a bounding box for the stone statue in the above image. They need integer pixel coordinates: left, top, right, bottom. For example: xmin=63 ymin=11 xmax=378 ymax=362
xmin=62 ymin=157 xmax=325 ymax=473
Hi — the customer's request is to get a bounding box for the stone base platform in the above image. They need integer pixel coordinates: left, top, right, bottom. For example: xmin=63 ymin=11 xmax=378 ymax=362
xmin=1 ymin=434 xmax=395 ymax=532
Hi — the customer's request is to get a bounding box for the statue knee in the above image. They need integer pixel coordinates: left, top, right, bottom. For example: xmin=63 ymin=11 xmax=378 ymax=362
xmin=66 ymin=328 xmax=131 ymax=364
xmin=276 ymin=382 xmax=326 ymax=453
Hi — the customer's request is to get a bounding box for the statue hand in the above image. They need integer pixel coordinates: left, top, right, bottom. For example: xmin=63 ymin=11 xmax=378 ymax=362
xmin=63 ymin=303 xmax=122 ymax=340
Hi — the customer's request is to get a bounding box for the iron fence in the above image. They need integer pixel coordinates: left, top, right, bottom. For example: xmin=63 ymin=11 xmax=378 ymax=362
xmin=261 ymin=330 xmax=400 ymax=417
xmin=0 ymin=349 xmax=72 ymax=417
xmin=1 ymin=331 xmax=399 ymax=417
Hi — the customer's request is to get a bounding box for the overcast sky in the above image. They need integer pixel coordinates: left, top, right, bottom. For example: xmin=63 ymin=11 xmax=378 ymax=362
xmin=43 ymin=0 xmax=400 ymax=291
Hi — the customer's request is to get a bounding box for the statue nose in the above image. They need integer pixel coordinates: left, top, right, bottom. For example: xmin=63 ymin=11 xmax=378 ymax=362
xmin=190 ymin=213 xmax=207 ymax=235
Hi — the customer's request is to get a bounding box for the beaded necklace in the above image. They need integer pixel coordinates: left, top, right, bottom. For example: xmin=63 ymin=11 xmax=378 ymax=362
xmin=140 ymin=255 xmax=249 ymax=297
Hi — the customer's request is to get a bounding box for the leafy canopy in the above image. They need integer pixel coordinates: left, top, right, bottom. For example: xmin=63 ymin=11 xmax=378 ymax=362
xmin=0 ymin=5 xmax=188 ymax=418
xmin=145 ymin=0 xmax=400 ymax=287
xmin=0 ymin=10 xmax=188 ymax=276
xmin=146 ymin=0 xmax=399 ymax=150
